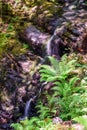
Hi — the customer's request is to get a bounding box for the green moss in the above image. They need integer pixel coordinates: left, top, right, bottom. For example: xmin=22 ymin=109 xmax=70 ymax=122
xmin=0 ymin=23 xmax=28 ymax=58
xmin=41 ymin=2 xmax=62 ymax=15
xmin=28 ymin=0 xmax=63 ymax=22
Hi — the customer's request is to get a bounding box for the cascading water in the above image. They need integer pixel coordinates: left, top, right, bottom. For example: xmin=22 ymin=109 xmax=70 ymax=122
xmin=18 ymin=97 xmax=36 ymax=121
xmin=24 ymin=98 xmax=34 ymax=117
xmin=46 ymin=33 xmax=65 ymax=60
xmin=19 ymin=83 xmax=46 ymax=121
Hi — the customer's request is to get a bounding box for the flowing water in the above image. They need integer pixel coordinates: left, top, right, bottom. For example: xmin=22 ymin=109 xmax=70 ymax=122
xmin=23 ymin=82 xmax=46 ymax=119
xmin=24 ymin=98 xmax=34 ymax=117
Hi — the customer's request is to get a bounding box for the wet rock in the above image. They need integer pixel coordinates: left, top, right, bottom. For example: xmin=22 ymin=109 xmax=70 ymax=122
xmin=46 ymin=2 xmax=87 ymax=58
xmin=0 ymin=123 xmax=11 ymax=130
xmin=72 ymin=123 xmax=84 ymax=130
xmin=19 ymin=25 xmax=50 ymax=56
xmin=17 ymin=86 xmax=26 ymax=103
xmin=47 ymin=35 xmax=68 ymax=60
xmin=45 ymin=17 xmax=66 ymax=34
xmin=69 ymin=28 xmax=82 ymax=36
xmin=63 ymin=10 xmax=77 ymax=20
xmin=29 ymin=2 xmax=63 ymax=31
xmin=53 ymin=117 xmax=63 ymax=124
xmin=19 ymin=60 xmax=32 ymax=73
xmin=68 ymin=5 xmax=76 ymax=10
xmin=47 ymin=24 xmax=70 ymax=59
xmin=0 ymin=110 xmax=12 ymax=125
xmin=63 ymin=11 xmax=76 ymax=17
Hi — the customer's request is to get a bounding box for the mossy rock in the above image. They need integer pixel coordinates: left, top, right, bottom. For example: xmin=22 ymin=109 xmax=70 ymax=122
xmin=29 ymin=1 xmax=62 ymax=21
xmin=0 ymin=18 xmax=30 ymax=58
xmin=40 ymin=2 xmax=62 ymax=15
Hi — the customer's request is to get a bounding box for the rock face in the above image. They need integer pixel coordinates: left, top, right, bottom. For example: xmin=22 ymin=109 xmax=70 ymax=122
xmin=19 ymin=0 xmax=87 ymax=59
xmin=46 ymin=0 xmax=87 ymax=58
xmin=0 ymin=53 xmax=41 ymax=129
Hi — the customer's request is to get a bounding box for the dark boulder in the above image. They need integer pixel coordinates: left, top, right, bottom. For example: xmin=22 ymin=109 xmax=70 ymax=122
xmin=19 ymin=25 xmax=50 ymax=57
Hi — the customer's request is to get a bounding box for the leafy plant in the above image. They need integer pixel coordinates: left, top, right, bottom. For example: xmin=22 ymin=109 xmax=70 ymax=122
xmin=40 ymin=55 xmax=76 ymax=82
xmin=11 ymin=117 xmax=74 ymax=130
xmin=0 ymin=33 xmax=8 ymax=48
xmin=73 ymin=115 xmax=87 ymax=130
xmin=23 ymin=43 xmax=29 ymax=49
xmin=11 ymin=117 xmax=52 ymax=130
xmin=39 ymin=55 xmax=87 ymax=120
xmin=36 ymin=100 xmax=51 ymax=119
xmin=7 ymin=24 xmax=14 ymax=31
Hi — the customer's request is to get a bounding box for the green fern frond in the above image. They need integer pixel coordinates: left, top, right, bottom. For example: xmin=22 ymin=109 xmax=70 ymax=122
xmin=69 ymin=77 xmax=79 ymax=87
xmin=48 ymin=56 xmax=59 ymax=72
xmin=46 ymin=76 xmax=59 ymax=82
xmin=39 ymin=69 xmax=56 ymax=76
xmin=40 ymin=65 xmax=57 ymax=75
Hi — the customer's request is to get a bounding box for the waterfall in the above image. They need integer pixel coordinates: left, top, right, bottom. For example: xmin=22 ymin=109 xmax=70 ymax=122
xmin=24 ymin=98 xmax=34 ymax=117
xmin=46 ymin=34 xmax=55 ymax=56
xmin=18 ymin=82 xmax=47 ymax=121
xmin=46 ymin=33 xmax=62 ymax=60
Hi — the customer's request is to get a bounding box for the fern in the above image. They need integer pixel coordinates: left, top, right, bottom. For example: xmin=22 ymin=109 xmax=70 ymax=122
xmin=39 ymin=55 xmax=87 ymax=120
xmin=36 ymin=101 xmax=51 ymax=119
xmin=40 ymin=55 xmax=76 ymax=83
xmin=73 ymin=115 xmax=87 ymax=130
xmin=11 ymin=123 xmax=23 ymax=130
xmin=11 ymin=118 xmax=52 ymax=130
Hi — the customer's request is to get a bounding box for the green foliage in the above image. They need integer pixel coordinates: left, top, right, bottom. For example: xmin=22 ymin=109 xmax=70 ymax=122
xmin=11 ymin=117 xmax=52 ymax=130
xmin=0 ymin=33 xmax=8 ymax=48
xmin=11 ymin=117 xmax=74 ymax=130
xmin=36 ymin=92 xmax=59 ymax=119
xmin=39 ymin=55 xmax=87 ymax=120
xmin=85 ymin=1 xmax=87 ymax=5
xmin=36 ymin=100 xmax=51 ymax=119
xmin=23 ymin=43 xmax=29 ymax=49
xmin=0 ymin=21 xmax=28 ymax=57
xmin=40 ymin=55 xmax=76 ymax=82
xmin=73 ymin=115 xmax=87 ymax=130
xmin=7 ymin=24 xmax=14 ymax=31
